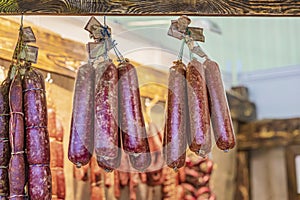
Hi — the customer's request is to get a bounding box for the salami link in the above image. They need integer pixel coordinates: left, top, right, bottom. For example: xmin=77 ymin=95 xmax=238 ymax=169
xmin=8 ymin=73 xmax=26 ymax=199
xmin=23 ymin=67 xmax=50 ymax=164
xmin=0 ymin=78 xmax=11 ymax=199
xmin=23 ymin=67 xmax=52 ymax=200
xmin=186 ymin=59 xmax=211 ymax=156
xmin=165 ymin=60 xmax=187 ymax=170
xmin=118 ymin=61 xmax=151 ymax=171
xmin=55 ymin=141 xmax=64 ymax=168
xmin=68 ymin=64 xmax=95 ymax=167
xmin=94 ymin=60 xmax=121 ymax=171
xmin=204 ymin=59 xmax=235 ymax=151
xmin=55 ymin=118 xmax=64 ymax=142
xmin=56 ymin=168 xmax=65 ymax=199
xmin=28 ymin=165 xmax=52 ymax=200
xmin=90 ymin=157 xmax=105 ymax=200
xmin=47 ymin=107 xmax=56 ymax=138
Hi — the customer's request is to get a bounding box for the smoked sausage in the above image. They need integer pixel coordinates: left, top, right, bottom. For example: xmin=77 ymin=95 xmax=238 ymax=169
xmin=118 ymin=61 xmax=151 ymax=171
xmin=165 ymin=60 xmax=187 ymax=170
xmin=186 ymin=59 xmax=210 ymax=156
xmin=28 ymin=165 xmax=52 ymax=200
xmin=0 ymin=78 xmax=11 ymax=199
xmin=204 ymin=59 xmax=235 ymax=151
xmin=68 ymin=64 xmax=95 ymax=167
xmin=8 ymin=73 xmax=26 ymax=199
xmin=94 ymin=60 xmax=121 ymax=171
xmin=23 ymin=66 xmax=52 ymax=200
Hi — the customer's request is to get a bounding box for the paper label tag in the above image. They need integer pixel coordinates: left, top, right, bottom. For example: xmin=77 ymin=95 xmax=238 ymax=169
xmin=22 ymin=27 xmax=36 ymax=43
xmin=20 ymin=45 xmax=39 ymax=63
xmin=167 ymin=20 xmax=184 ymax=40
xmin=188 ymin=27 xmax=205 ymax=42
xmin=84 ymin=16 xmax=102 ymax=34
xmin=87 ymin=39 xmax=114 ymax=60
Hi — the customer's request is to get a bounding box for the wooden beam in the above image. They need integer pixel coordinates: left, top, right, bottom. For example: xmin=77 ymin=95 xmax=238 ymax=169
xmin=0 ymin=0 xmax=300 ymax=16
xmin=237 ymin=118 xmax=300 ymax=151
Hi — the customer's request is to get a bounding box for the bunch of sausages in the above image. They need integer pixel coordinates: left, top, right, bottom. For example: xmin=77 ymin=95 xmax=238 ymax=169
xmin=0 ymin=62 xmax=52 ymax=200
xmin=48 ymin=106 xmax=66 ymax=200
xmin=68 ymin=59 xmax=151 ymax=172
xmin=164 ymin=58 xmax=236 ymax=170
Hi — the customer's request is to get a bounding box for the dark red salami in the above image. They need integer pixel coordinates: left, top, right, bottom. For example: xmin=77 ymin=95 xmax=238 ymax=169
xmin=56 ymin=168 xmax=65 ymax=199
xmin=94 ymin=60 xmax=121 ymax=171
xmin=0 ymin=168 xmax=8 ymax=198
xmin=68 ymin=64 xmax=95 ymax=168
xmin=55 ymin=141 xmax=64 ymax=168
xmin=204 ymin=59 xmax=235 ymax=151
xmin=118 ymin=61 xmax=151 ymax=171
xmin=186 ymin=59 xmax=211 ymax=156
xmin=55 ymin=118 xmax=64 ymax=142
xmin=47 ymin=107 xmax=56 ymax=138
xmin=28 ymin=165 xmax=52 ymax=200
xmin=23 ymin=67 xmax=50 ymax=164
xmin=8 ymin=73 xmax=26 ymax=199
xmin=0 ymin=79 xmax=11 ymax=168
xmin=165 ymin=60 xmax=188 ymax=170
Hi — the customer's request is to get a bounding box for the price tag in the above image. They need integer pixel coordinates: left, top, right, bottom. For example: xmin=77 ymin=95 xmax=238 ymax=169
xmin=87 ymin=39 xmax=114 ymax=60
xmin=84 ymin=16 xmax=111 ymax=40
xmin=20 ymin=45 xmax=39 ymax=63
xmin=188 ymin=27 xmax=205 ymax=42
xmin=22 ymin=27 xmax=36 ymax=43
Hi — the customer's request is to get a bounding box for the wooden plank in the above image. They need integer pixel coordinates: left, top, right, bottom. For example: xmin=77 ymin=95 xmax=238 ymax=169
xmin=235 ymin=151 xmax=250 ymax=200
xmin=286 ymin=145 xmax=300 ymax=200
xmin=0 ymin=17 xmax=87 ymax=78
xmin=238 ymin=118 xmax=300 ymax=150
xmin=0 ymin=0 xmax=299 ymax=16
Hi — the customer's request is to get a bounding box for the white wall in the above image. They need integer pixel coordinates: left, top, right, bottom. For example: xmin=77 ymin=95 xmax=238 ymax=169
xmin=238 ymin=65 xmax=300 ymax=120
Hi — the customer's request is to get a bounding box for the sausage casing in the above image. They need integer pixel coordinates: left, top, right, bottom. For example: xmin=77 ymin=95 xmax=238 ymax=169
xmin=94 ymin=60 xmax=121 ymax=171
xmin=68 ymin=64 xmax=95 ymax=167
xmin=9 ymin=74 xmax=26 ymax=198
xmin=165 ymin=60 xmax=187 ymax=169
xmin=28 ymin=165 xmax=52 ymax=200
xmin=118 ymin=61 xmax=151 ymax=171
xmin=186 ymin=59 xmax=210 ymax=156
xmin=204 ymin=59 xmax=235 ymax=150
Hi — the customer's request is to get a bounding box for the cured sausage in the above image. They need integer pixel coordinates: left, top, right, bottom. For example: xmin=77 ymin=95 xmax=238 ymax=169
xmin=55 ymin=118 xmax=64 ymax=142
xmin=94 ymin=60 xmax=121 ymax=171
xmin=129 ymin=173 xmax=139 ymax=200
xmin=68 ymin=64 xmax=95 ymax=167
xmin=165 ymin=60 xmax=187 ymax=170
xmin=56 ymin=168 xmax=65 ymax=199
xmin=55 ymin=141 xmax=64 ymax=168
xmin=23 ymin=67 xmax=50 ymax=164
xmin=28 ymin=165 xmax=52 ymax=200
xmin=118 ymin=61 xmax=151 ymax=171
xmin=51 ymin=168 xmax=57 ymax=198
xmin=23 ymin=66 xmax=52 ymax=200
xmin=204 ymin=59 xmax=235 ymax=151
xmin=47 ymin=107 xmax=56 ymax=138
xmin=118 ymin=152 xmax=130 ymax=186
xmin=186 ymin=59 xmax=210 ymax=156
xmin=8 ymin=73 xmax=26 ymax=199
xmin=0 ymin=78 xmax=11 ymax=199
xmin=90 ymin=157 xmax=105 ymax=200
xmin=113 ymin=170 xmax=120 ymax=199
xmin=73 ymin=165 xmax=89 ymax=182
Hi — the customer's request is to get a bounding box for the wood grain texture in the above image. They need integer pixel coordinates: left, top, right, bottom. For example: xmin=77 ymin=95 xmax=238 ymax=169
xmin=0 ymin=17 xmax=87 ymax=77
xmin=238 ymin=118 xmax=300 ymax=150
xmin=0 ymin=0 xmax=299 ymax=15
xmin=286 ymin=145 xmax=300 ymax=200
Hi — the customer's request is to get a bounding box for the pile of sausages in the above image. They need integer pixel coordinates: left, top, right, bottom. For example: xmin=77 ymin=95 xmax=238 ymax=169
xmin=0 ymin=62 xmax=52 ymax=200
xmin=68 ymin=59 xmax=151 ymax=172
xmin=48 ymin=106 xmax=66 ymax=200
xmin=164 ymin=58 xmax=236 ymax=170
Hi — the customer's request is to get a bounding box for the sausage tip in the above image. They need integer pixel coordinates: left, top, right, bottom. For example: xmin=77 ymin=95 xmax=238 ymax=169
xmin=223 ymin=149 xmax=229 ymax=153
xmin=75 ymin=163 xmax=82 ymax=168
